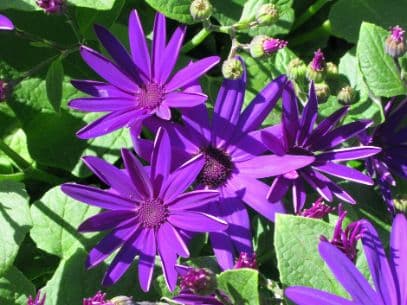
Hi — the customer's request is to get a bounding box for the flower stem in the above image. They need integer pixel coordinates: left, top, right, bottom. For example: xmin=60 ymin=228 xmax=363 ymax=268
xmin=182 ymin=27 xmax=212 ymax=53
xmin=0 ymin=139 xmax=63 ymax=184
xmin=292 ymin=0 xmax=331 ymax=31
xmin=14 ymin=28 xmax=65 ymax=51
xmin=289 ymin=20 xmax=332 ymax=47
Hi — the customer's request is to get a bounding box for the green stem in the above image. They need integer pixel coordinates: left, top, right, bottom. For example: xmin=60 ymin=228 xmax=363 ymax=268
xmin=0 ymin=139 xmax=63 ymax=184
xmin=15 ymin=28 xmax=65 ymax=51
xmin=0 ymin=172 xmax=25 ymax=182
xmin=292 ymin=0 xmax=331 ymax=31
xmin=182 ymin=27 xmax=212 ymax=53
xmin=289 ymin=20 xmax=332 ymax=47
xmin=64 ymin=12 xmax=83 ymax=44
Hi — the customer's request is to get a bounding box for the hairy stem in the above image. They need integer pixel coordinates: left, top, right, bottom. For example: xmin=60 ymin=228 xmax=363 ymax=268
xmin=292 ymin=0 xmax=332 ymax=31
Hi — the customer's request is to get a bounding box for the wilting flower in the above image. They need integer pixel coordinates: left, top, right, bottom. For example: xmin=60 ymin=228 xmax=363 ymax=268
xmin=234 ymin=252 xmax=257 ymax=269
xmin=250 ymin=35 xmax=287 ymax=58
xmin=61 ymin=128 xmax=226 ymax=291
xmin=262 ymin=82 xmax=381 ymax=213
xmin=36 ymin=0 xmax=65 ymax=14
xmin=361 ymin=99 xmax=407 ymax=211
xmin=0 ymin=14 xmax=14 ymax=31
xmin=177 ymin=265 xmax=217 ymax=296
xmin=134 ymin=62 xmax=314 ymax=269
xmin=321 ymin=205 xmax=364 ymax=261
xmin=70 ymin=10 xmax=219 ymax=139
xmin=285 ymin=213 xmax=407 ymax=305
xmin=27 ymin=291 xmax=46 ymax=305
xmin=83 ymin=291 xmax=113 ymax=305
xmin=299 ymin=197 xmax=334 ymax=219
xmin=385 ymin=25 xmax=406 ymax=58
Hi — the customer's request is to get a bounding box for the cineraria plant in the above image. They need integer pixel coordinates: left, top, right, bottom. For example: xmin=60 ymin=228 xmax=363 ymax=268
xmin=0 ymin=1 xmax=406 ymax=305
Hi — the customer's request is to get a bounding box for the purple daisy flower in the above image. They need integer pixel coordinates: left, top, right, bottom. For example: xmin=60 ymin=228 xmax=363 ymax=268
xmin=61 ymin=128 xmax=227 ymax=292
xmin=0 ymin=14 xmax=14 ymax=31
xmin=285 ymin=213 xmax=407 ymax=305
xmin=134 ymin=63 xmax=315 ymax=269
xmin=361 ymin=99 xmax=407 ymax=211
xmin=262 ymin=82 xmax=381 ymax=212
xmin=69 ymin=10 xmax=220 ymax=139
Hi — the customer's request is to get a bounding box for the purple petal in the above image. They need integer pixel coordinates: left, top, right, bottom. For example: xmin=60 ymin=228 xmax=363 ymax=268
xmin=164 ymin=91 xmax=208 ymax=108
xmin=157 ymin=225 xmax=178 ymax=291
xmin=71 ymin=80 xmax=128 ymax=98
xmin=318 ymin=146 xmax=382 ymax=162
xmin=61 ymin=183 xmax=135 ymax=210
xmin=361 ymin=220 xmax=398 ymax=305
xmin=313 ymin=162 xmax=373 ymax=185
xmin=292 ymin=178 xmax=306 ymax=213
xmin=156 ymin=104 xmax=171 ymax=120
xmin=94 ymin=24 xmax=143 ymax=86
xmin=165 ymin=56 xmax=220 ymax=91
xmin=121 ymin=149 xmax=153 ymax=198
xmin=301 ymin=169 xmax=334 ymax=201
xmin=138 ymin=229 xmax=156 ymax=292
xmin=168 ymin=190 xmax=219 ymax=211
xmin=160 ymin=154 xmax=204 ymax=202
xmin=297 ymin=82 xmax=318 ymax=146
xmin=103 ymin=228 xmax=149 ymax=286
xmin=228 ymin=127 xmax=271 ymax=162
xmin=212 ymin=62 xmax=246 ymax=148
xmin=82 ymin=155 xmax=142 ymax=201
xmin=152 ymin=13 xmax=167 ymax=82
xmin=310 ymin=120 xmax=372 ymax=151
xmin=327 ymin=182 xmax=356 ymax=204
xmin=160 ymin=222 xmax=189 ymax=257
xmin=236 ymin=154 xmax=315 ymax=178
xmin=237 ymin=75 xmax=288 ymax=134
xmin=231 ymin=175 xmax=286 ymax=221
xmin=282 ymin=81 xmax=300 ymax=147
xmin=318 ymin=241 xmax=380 ymax=305
xmin=132 ymin=137 xmax=154 ymax=163
xmin=168 ymin=211 xmax=227 ymax=232
xmin=182 ymin=104 xmax=211 ymax=144
xmin=76 ymin=109 xmax=144 ymax=139
xmin=158 ymin=26 xmax=186 ymax=84
xmin=129 ymin=10 xmax=151 ymax=79
xmin=69 ymin=97 xmax=135 ymax=112
xmin=80 ymin=46 xmax=138 ymax=93
xmin=267 ymin=176 xmax=291 ymax=202
xmin=78 ymin=210 xmax=133 ymax=232
xmin=261 ymin=124 xmax=287 ymax=156
xmin=390 ymin=214 xmax=407 ymax=305
xmin=87 ymin=222 xmax=139 ymax=268
xmin=306 ymin=106 xmax=349 ymax=147
xmin=210 ymin=231 xmax=235 ymax=270
xmin=0 ymin=14 xmax=14 ymax=31
xmin=285 ymin=286 xmax=355 ymax=305
xmin=150 ymin=128 xmax=171 ymax=193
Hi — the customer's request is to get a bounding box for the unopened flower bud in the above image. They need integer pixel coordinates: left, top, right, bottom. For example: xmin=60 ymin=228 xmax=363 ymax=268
xmin=222 ymin=58 xmax=243 ymax=79
xmin=385 ymin=26 xmax=406 ymax=58
xmin=250 ymin=35 xmax=287 ymax=58
xmin=314 ymin=82 xmax=330 ymax=103
xmin=256 ymin=4 xmax=279 ymax=26
xmin=326 ymin=62 xmax=338 ymax=78
xmin=180 ymin=268 xmax=217 ymax=296
xmin=287 ymin=58 xmax=307 ymax=80
xmin=337 ymin=86 xmax=356 ymax=104
xmin=0 ymin=80 xmax=9 ymax=102
xmin=394 ymin=196 xmax=407 ymax=213
xmin=190 ymin=0 xmax=213 ymax=21
xmin=36 ymin=0 xmax=65 ymax=14
xmin=234 ymin=252 xmax=257 ymax=269
xmin=307 ymin=49 xmax=326 ymax=83
xmin=110 ymin=296 xmax=134 ymax=305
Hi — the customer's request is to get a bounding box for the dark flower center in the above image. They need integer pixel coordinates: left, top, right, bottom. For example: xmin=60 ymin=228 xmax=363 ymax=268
xmin=137 ymin=199 xmax=168 ymax=228
xmin=136 ymin=82 xmax=164 ymax=110
xmin=198 ymin=147 xmax=233 ymax=189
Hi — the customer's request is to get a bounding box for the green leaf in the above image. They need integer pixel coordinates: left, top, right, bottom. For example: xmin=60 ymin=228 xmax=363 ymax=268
xmin=0 ymin=182 xmax=31 ymax=277
xmin=30 ymin=186 xmax=100 ymax=258
xmin=357 ymin=22 xmax=406 ymax=98
xmin=274 ymin=214 xmax=346 ymax=296
xmin=218 ymin=268 xmax=266 ymax=305
xmin=0 ymin=0 xmax=38 ymax=11
xmin=329 ymin=0 xmax=407 ymax=43
xmin=46 ymin=58 xmax=64 ymax=112
xmin=69 ymin=0 xmax=116 ymax=10
xmin=0 ymin=267 xmax=35 ymax=305
xmin=43 ymin=249 xmax=158 ymax=304
xmin=145 ymin=0 xmax=195 ymax=24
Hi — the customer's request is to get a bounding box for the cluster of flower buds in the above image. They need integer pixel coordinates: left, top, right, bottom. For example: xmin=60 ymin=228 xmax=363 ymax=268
xmin=234 ymin=252 xmax=257 ymax=269
xmin=385 ymin=25 xmax=406 ymax=58
xmin=190 ymin=0 xmax=213 ymax=21
xmin=36 ymin=0 xmax=65 ymax=14
xmin=179 ymin=267 xmax=218 ymax=296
